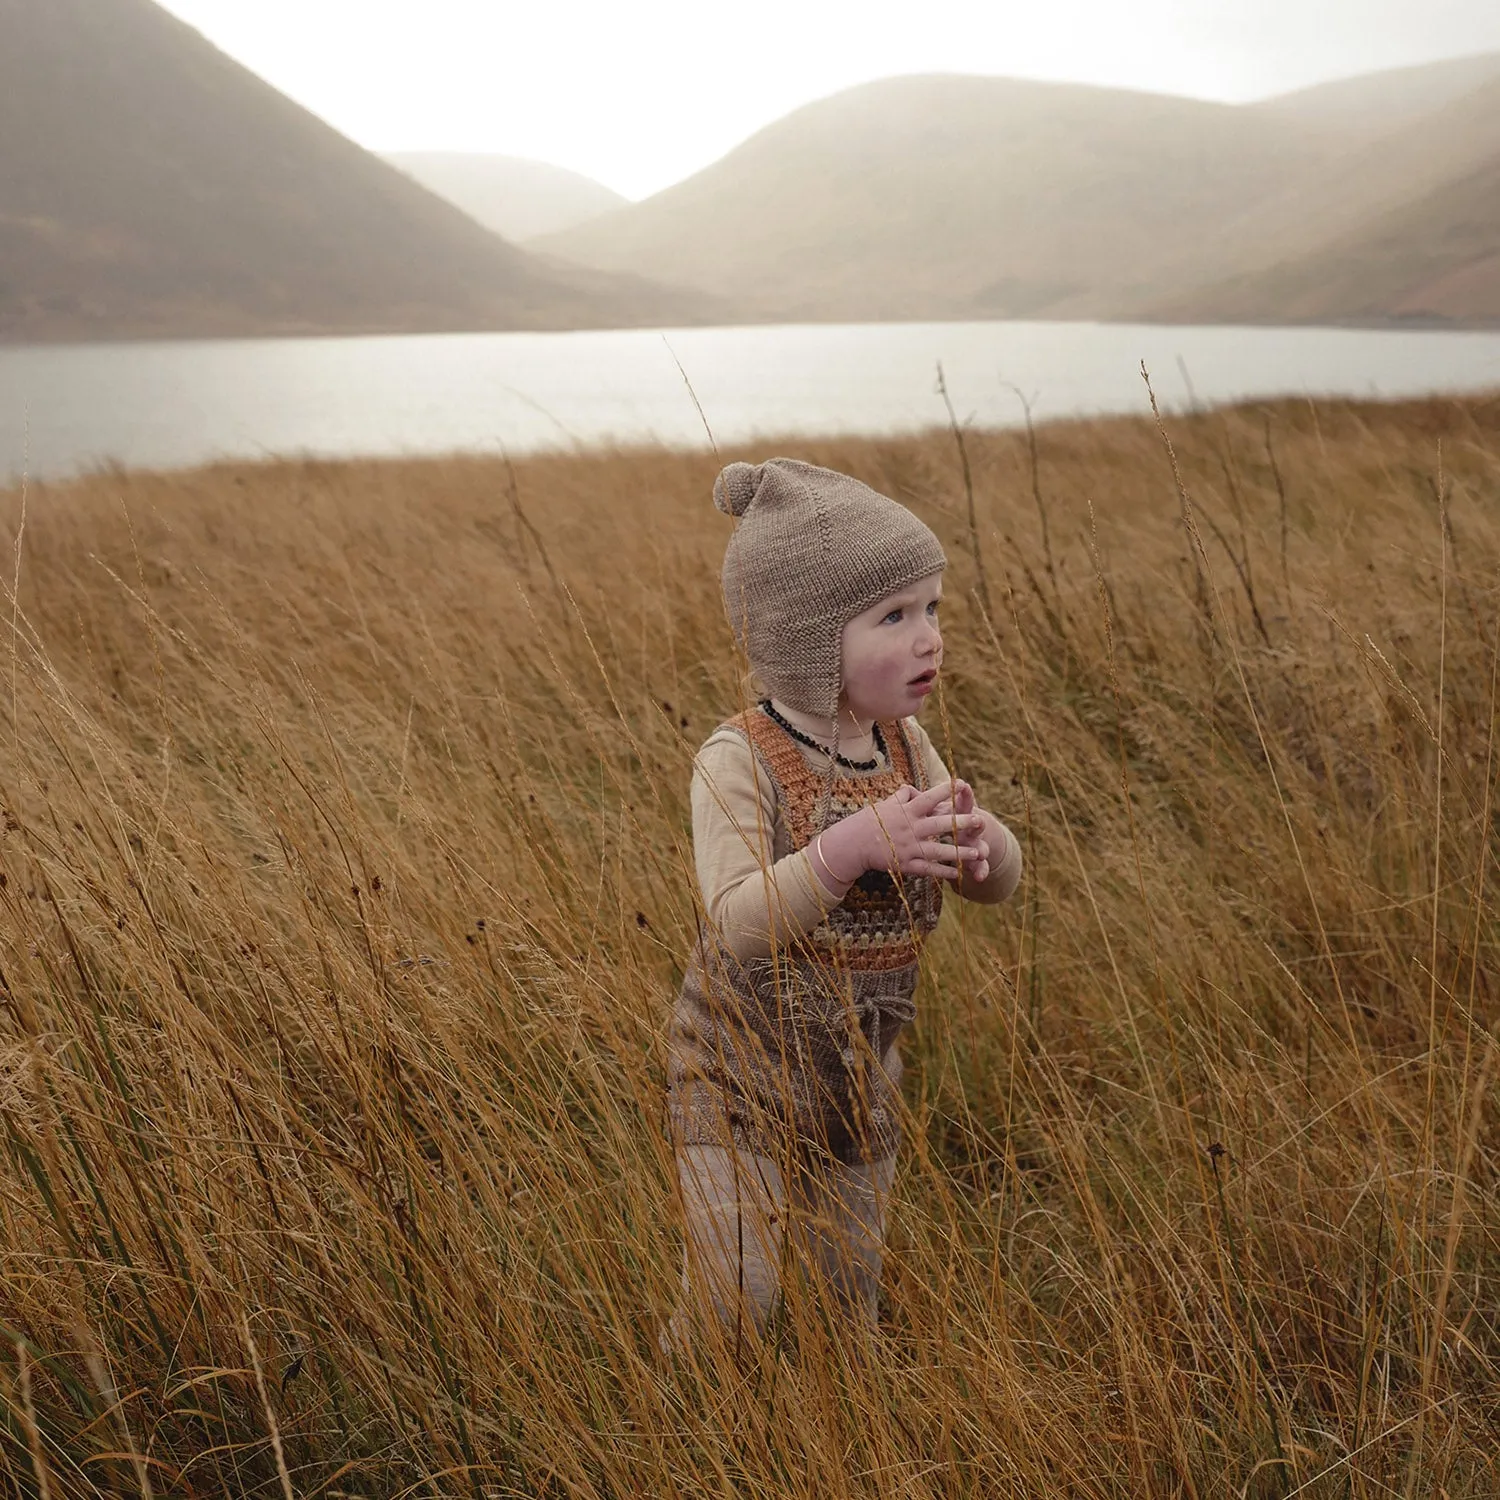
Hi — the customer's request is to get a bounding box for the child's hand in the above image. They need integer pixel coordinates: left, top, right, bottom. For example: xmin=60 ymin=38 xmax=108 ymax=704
xmin=941 ymin=780 xmax=993 ymax=885
xmin=812 ymin=781 xmax=988 ymax=887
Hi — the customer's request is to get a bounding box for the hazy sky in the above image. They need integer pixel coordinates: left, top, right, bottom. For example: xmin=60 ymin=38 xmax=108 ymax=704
xmin=155 ymin=0 xmax=1500 ymax=199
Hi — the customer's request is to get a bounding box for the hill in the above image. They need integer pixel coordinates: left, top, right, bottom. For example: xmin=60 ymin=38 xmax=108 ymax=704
xmin=0 ymin=0 xmax=707 ymax=341
xmin=1258 ymin=50 xmax=1500 ymax=132
xmin=383 ymin=152 xmax=627 ymax=241
xmin=1153 ymin=152 xmax=1500 ymax=326
xmin=532 ymin=64 xmax=1500 ymax=328
xmin=1152 ymin=76 xmax=1500 ymax=326
xmin=526 ymin=74 xmax=1360 ymax=322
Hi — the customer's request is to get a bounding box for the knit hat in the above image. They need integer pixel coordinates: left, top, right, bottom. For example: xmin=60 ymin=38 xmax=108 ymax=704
xmin=714 ymin=458 xmax=947 ymax=720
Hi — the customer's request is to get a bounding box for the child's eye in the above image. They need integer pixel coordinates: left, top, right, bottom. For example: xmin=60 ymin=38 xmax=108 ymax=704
xmin=882 ymin=608 xmax=903 ymax=625
xmin=927 ymin=600 xmax=941 ymax=616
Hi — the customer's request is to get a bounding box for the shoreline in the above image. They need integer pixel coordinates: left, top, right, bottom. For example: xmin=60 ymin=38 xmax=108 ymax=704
xmin=5 ymin=385 xmax=1498 ymax=496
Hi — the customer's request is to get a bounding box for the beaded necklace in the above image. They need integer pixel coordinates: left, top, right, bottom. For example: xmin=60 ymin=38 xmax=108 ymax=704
xmin=758 ymin=700 xmax=887 ymax=772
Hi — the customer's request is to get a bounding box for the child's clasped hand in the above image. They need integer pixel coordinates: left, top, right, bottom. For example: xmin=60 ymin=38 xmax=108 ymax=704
xmin=813 ymin=778 xmax=991 ymax=886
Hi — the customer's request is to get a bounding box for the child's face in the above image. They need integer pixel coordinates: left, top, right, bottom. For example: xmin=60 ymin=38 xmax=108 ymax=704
xmin=839 ymin=571 xmax=944 ymax=722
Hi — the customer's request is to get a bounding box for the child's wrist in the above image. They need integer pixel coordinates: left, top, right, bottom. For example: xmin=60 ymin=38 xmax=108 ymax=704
xmin=810 ymin=832 xmax=858 ymax=891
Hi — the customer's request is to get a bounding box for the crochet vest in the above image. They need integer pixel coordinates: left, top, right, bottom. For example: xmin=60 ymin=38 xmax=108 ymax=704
xmin=668 ymin=707 xmax=943 ymax=1164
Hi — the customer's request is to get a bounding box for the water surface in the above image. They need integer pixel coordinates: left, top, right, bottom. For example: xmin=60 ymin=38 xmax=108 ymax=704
xmin=3 ymin=320 xmax=1499 ymax=483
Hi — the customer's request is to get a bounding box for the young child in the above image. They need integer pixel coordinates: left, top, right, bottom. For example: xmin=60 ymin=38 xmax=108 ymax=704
xmin=666 ymin=457 xmax=1023 ymax=1351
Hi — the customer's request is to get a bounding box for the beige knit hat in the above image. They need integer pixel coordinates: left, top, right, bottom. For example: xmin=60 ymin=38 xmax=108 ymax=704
xmin=715 ymin=458 xmax=947 ymax=720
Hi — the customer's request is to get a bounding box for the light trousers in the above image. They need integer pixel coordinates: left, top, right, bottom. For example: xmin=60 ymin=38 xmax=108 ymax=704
xmin=664 ymin=1142 xmax=896 ymax=1351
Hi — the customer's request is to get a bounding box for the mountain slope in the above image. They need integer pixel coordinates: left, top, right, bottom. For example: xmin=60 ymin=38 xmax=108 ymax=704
xmin=1150 ymin=77 xmax=1500 ymax=326
xmin=1153 ymin=151 xmax=1500 ymax=326
xmin=0 ymin=0 xmax=705 ymax=341
xmin=383 ymin=153 xmax=627 ymax=241
xmin=1230 ymin=75 xmax=1500 ymax=265
xmin=377 ymin=59 xmax=1500 ymax=332
xmin=528 ymin=74 xmax=1359 ymax=322
xmin=1257 ymin=51 xmax=1500 ymax=133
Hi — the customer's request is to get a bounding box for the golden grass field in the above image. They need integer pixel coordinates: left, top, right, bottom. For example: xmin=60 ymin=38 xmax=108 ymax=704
xmin=0 ymin=393 xmax=1495 ymax=1497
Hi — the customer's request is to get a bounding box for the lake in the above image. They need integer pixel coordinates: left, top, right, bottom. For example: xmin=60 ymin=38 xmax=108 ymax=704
xmin=3 ymin=320 xmax=1500 ymax=483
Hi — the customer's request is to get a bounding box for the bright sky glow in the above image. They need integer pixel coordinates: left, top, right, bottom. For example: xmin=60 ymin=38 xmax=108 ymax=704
xmin=153 ymin=0 xmax=1500 ymax=199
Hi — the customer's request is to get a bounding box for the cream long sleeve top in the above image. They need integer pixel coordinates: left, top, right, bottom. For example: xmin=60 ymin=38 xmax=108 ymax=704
xmin=691 ymin=716 xmax=1023 ymax=963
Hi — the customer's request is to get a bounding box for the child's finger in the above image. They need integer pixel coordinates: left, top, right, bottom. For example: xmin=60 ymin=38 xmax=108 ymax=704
xmin=900 ymin=842 xmax=959 ymax=875
xmin=918 ymin=840 xmax=980 ymax=866
xmin=915 ymin=811 xmax=982 ymax=840
xmin=906 ymin=780 xmax=959 ymax=813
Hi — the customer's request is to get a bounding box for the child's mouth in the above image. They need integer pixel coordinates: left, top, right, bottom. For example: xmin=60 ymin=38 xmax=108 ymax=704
xmin=909 ymin=670 xmax=936 ymax=694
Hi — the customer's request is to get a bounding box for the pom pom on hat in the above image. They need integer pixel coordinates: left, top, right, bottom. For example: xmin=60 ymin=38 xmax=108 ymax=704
xmin=713 ymin=462 xmax=760 ymax=517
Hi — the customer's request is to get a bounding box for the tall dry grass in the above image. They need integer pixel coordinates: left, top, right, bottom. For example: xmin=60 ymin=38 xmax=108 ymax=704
xmin=0 ymin=394 xmax=1495 ymax=1497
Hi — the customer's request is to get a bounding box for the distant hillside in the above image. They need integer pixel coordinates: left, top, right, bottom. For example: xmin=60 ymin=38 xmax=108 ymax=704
xmin=1258 ymin=52 xmax=1500 ymax=133
xmin=0 ymin=0 xmax=707 ymax=341
xmin=383 ymin=153 xmax=627 ymax=241
xmin=10 ymin=6 xmax=1497 ymax=343
xmin=532 ymin=64 xmax=1500 ymax=329
xmin=528 ymin=74 xmax=1359 ymax=322
xmin=1154 ymin=153 xmax=1500 ymax=327
xmin=1233 ymin=73 xmax=1500 ymax=258
xmin=1153 ymin=77 xmax=1500 ymax=326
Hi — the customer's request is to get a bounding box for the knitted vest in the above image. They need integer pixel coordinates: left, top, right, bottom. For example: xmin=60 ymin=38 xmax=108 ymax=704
xmin=668 ymin=707 xmax=943 ymax=1164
